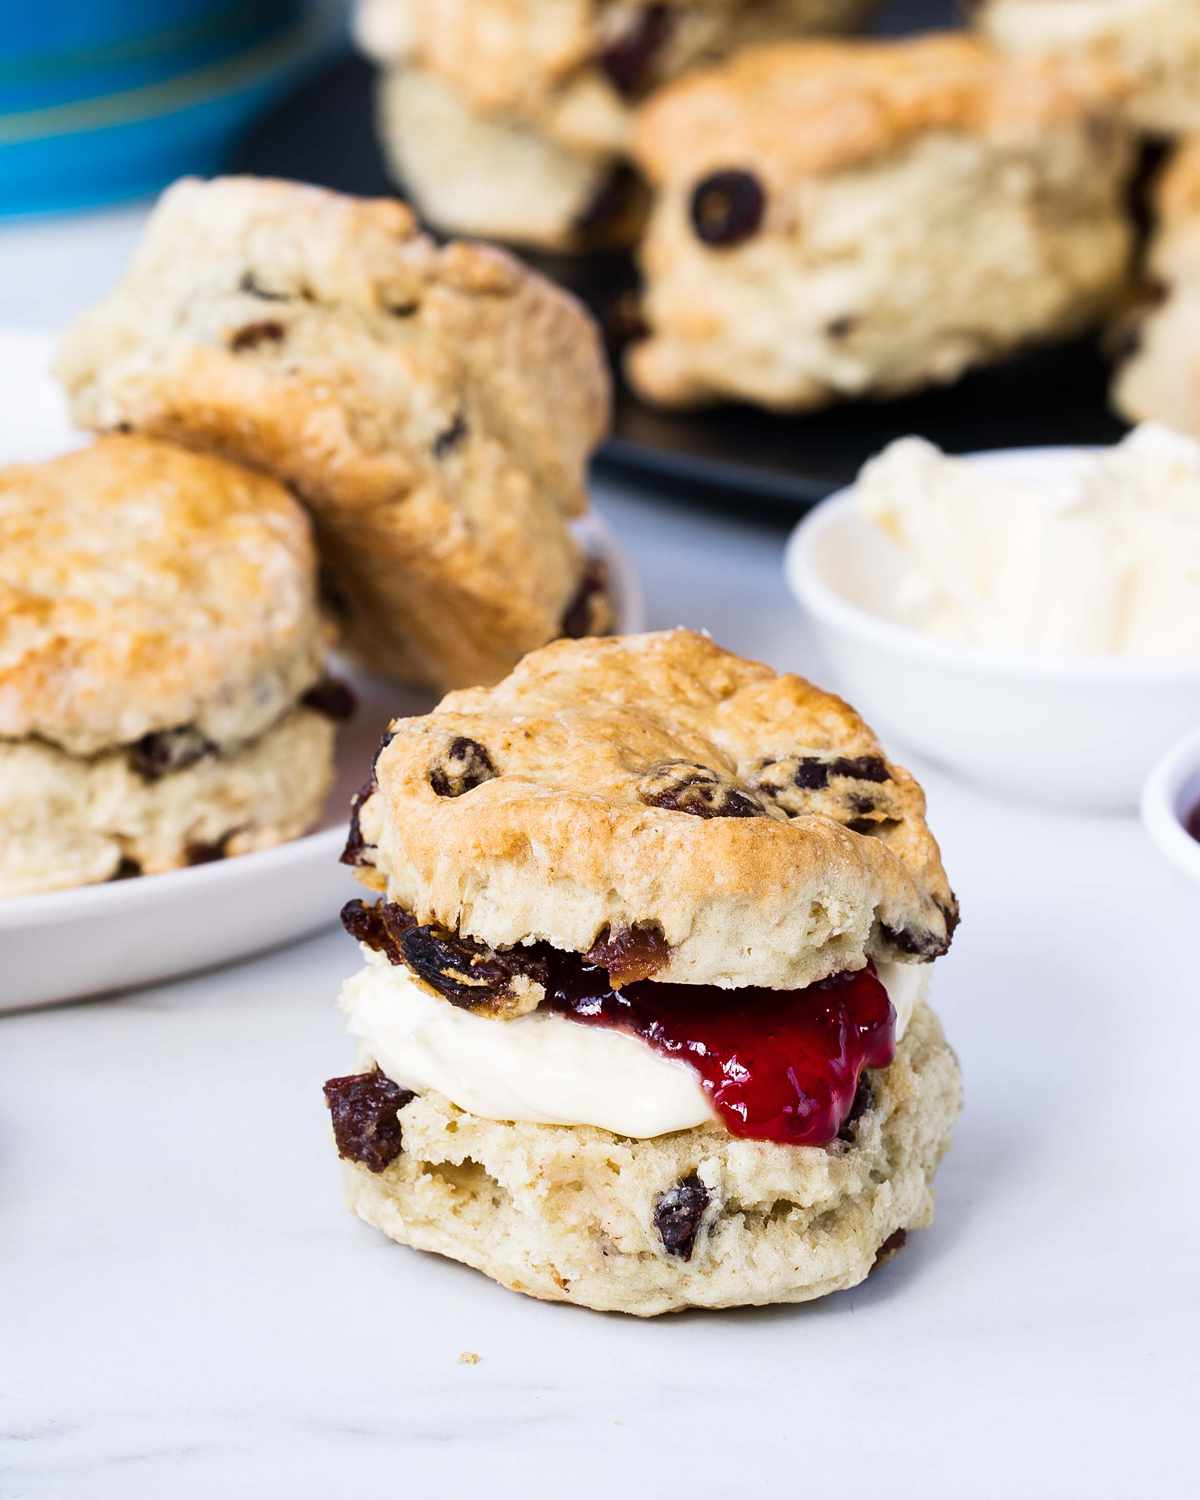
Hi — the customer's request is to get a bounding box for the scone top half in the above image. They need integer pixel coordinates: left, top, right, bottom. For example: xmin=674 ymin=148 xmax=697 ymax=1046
xmin=0 ymin=435 xmax=325 ymax=757
xmin=347 ymin=629 xmax=957 ymax=993
xmin=56 ymin=175 xmax=611 ymax=691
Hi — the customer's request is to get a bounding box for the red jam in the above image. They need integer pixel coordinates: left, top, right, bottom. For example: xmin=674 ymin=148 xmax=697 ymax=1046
xmin=548 ymin=965 xmax=895 ymax=1146
xmin=1187 ymin=800 xmax=1200 ymax=843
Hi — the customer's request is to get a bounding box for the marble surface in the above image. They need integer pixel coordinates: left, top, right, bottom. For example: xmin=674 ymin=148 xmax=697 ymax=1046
xmin=2 ymin=208 xmax=1197 ymax=1499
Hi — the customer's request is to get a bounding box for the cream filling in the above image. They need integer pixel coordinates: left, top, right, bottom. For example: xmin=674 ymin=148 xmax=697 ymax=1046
xmin=340 ymin=951 xmax=928 ymax=1139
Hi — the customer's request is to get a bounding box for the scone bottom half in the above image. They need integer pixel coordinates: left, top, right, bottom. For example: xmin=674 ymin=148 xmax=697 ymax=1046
xmin=324 ymin=631 xmax=962 ymax=1315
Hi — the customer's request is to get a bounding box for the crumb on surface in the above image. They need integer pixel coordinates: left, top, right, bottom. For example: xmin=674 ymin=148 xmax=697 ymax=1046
xmin=458 ymin=1351 xmax=482 ymax=1366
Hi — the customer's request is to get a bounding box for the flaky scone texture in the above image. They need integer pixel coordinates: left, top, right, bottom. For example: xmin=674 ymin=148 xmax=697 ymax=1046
xmin=356 ymin=630 xmax=957 ymax=991
xmin=0 ymin=707 xmax=333 ymax=897
xmin=343 ymin=998 xmax=960 ymax=1315
xmin=628 ymin=36 xmax=1133 ymax=409
xmin=1113 ymin=138 xmax=1200 ymax=435
xmin=977 ymin=0 xmax=1200 ymax=136
xmin=0 ymin=436 xmax=324 ymax=757
xmin=56 ymin=176 xmax=611 ymax=691
xmin=358 ymin=0 xmax=878 ymax=155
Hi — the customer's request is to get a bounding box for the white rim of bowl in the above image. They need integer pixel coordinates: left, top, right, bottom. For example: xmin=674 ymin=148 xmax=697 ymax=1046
xmin=1141 ymin=727 xmax=1200 ymax=880
xmin=784 ymin=447 xmax=1200 ymax=685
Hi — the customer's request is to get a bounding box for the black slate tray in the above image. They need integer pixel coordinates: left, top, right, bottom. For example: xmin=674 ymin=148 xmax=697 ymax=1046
xmin=231 ymin=0 xmax=1129 ymax=512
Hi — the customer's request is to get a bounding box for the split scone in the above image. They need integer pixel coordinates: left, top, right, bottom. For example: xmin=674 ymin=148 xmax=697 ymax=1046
xmin=976 ymin=0 xmax=1200 ymax=138
xmin=0 ymin=436 xmax=340 ymax=898
xmin=626 ymin=34 xmax=1134 ymax=410
xmin=55 ymin=176 xmax=611 ymax=693
xmin=356 ymin=0 xmax=878 ymax=251
xmin=1112 ymin=138 xmax=1200 ymax=435
xmin=324 ymin=630 xmax=962 ymax=1316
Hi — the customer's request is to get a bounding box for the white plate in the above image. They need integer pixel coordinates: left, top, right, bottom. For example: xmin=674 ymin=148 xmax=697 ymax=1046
xmin=0 ymin=331 xmax=645 ymax=1010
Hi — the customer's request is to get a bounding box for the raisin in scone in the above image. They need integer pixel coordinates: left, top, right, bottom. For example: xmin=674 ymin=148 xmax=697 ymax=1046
xmin=1113 ymin=138 xmax=1200 ymax=434
xmin=626 ymin=34 xmax=1134 ymax=410
xmin=976 ymin=0 xmax=1200 ymax=138
xmin=357 ymin=0 xmax=878 ymax=251
xmin=323 ymin=630 xmax=962 ymax=1316
xmin=0 ymin=437 xmax=339 ymax=897
xmin=55 ymin=176 xmax=611 ymax=693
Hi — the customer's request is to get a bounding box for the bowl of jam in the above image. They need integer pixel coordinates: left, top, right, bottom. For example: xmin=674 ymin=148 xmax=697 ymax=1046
xmin=1142 ymin=727 xmax=1200 ymax=882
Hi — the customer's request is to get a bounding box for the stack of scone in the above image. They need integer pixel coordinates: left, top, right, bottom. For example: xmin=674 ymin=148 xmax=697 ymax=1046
xmin=4 ymin=173 xmax=613 ymax=899
xmin=324 ymin=630 xmax=962 ymax=1315
xmin=0 ymin=437 xmax=338 ymax=896
xmin=356 ymin=0 xmax=879 ymax=250
xmin=626 ymin=34 xmax=1132 ymax=409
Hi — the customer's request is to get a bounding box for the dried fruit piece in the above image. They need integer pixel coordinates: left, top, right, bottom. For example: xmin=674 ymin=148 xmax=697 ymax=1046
xmin=433 ymin=410 xmax=467 ymax=459
xmin=341 ymin=731 xmax=396 ymax=867
xmin=398 ymin=924 xmax=550 ymax=1015
xmin=561 ymin=559 xmax=611 ymax=640
xmin=599 ymin=4 xmax=672 ymax=97
xmin=429 ymin=737 xmax=497 ymax=798
xmin=341 ymin=898 xmax=417 ymax=962
xmin=229 ymin=320 xmax=285 ymax=351
xmin=689 ymin=170 xmax=765 ymax=247
xmin=653 ymin=1174 xmax=709 ymax=1261
xmin=584 ymin=923 xmax=669 ymax=987
xmin=129 ymin=725 xmax=214 ymax=780
xmin=323 ymin=1068 xmax=413 ymax=1172
xmin=638 ymin=760 xmax=767 ymax=819
xmin=301 ymin=677 xmax=357 ymax=722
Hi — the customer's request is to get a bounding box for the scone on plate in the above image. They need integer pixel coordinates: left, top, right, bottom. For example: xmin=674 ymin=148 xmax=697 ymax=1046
xmin=55 ymin=176 xmax=611 ymax=693
xmin=1112 ymin=138 xmax=1200 ymax=435
xmin=976 ymin=0 xmax=1200 ymax=138
xmin=357 ymin=0 xmax=878 ymax=251
xmin=626 ymin=34 xmax=1134 ymax=410
xmin=323 ymin=630 xmax=962 ymax=1316
xmin=0 ymin=436 xmax=339 ymax=898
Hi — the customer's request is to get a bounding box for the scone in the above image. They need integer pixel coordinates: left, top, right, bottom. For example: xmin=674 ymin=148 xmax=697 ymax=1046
xmin=323 ymin=630 xmax=962 ymax=1316
xmin=1112 ymin=138 xmax=1200 ymax=435
xmin=976 ymin=0 xmax=1200 ymax=138
xmin=357 ymin=0 xmax=878 ymax=251
xmin=55 ymin=176 xmax=611 ymax=693
xmin=626 ymin=34 xmax=1134 ymax=410
xmin=0 ymin=436 xmax=339 ymax=898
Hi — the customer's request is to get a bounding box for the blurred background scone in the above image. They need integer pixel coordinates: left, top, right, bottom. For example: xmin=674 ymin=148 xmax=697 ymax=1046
xmin=0 ymin=436 xmax=335 ymax=897
xmin=357 ymin=0 xmax=879 ymax=250
xmin=1112 ymin=138 xmax=1200 ymax=435
xmin=626 ymin=34 xmax=1134 ymax=410
xmin=56 ymin=176 xmax=611 ymax=693
xmin=976 ymin=0 xmax=1200 ymax=138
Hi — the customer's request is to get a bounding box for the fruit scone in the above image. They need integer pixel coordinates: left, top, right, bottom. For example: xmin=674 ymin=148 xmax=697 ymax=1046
xmin=323 ymin=629 xmax=962 ymax=1316
xmin=356 ymin=0 xmax=878 ymax=251
xmin=626 ymin=34 xmax=1134 ymax=410
xmin=0 ymin=436 xmax=342 ymax=898
xmin=975 ymin=0 xmax=1200 ymax=138
xmin=1113 ymin=138 xmax=1200 ymax=435
xmin=55 ymin=176 xmax=612 ymax=693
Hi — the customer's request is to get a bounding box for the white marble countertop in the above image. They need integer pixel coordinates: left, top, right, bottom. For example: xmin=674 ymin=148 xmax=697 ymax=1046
xmin=2 ymin=207 xmax=1197 ymax=1499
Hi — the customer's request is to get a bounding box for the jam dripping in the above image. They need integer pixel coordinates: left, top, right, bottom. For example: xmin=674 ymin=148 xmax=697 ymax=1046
xmin=547 ymin=964 xmax=894 ymax=1147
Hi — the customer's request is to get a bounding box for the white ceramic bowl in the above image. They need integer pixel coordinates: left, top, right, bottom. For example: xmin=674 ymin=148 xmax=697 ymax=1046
xmin=1141 ymin=728 xmax=1200 ymax=881
xmin=785 ymin=448 xmax=1200 ymax=811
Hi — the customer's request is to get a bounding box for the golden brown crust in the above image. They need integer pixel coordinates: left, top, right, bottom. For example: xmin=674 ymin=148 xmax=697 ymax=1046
xmin=632 ymin=33 xmax=1129 ymax=184
xmin=0 ymin=435 xmax=324 ymax=756
xmin=356 ymin=630 xmax=957 ymax=991
xmin=56 ymin=176 xmax=611 ymax=692
xmin=1155 ymin=135 xmax=1200 ymax=223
